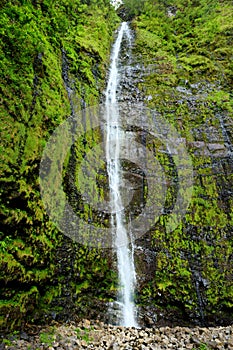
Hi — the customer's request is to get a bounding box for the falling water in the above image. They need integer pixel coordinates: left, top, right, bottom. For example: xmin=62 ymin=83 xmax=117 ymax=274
xmin=105 ymin=22 xmax=138 ymax=327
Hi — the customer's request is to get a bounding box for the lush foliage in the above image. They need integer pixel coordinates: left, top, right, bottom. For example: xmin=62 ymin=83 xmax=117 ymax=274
xmin=0 ymin=0 xmax=119 ymax=331
xmin=122 ymin=0 xmax=146 ymax=16
xmin=130 ymin=0 xmax=233 ymax=324
xmin=1 ymin=0 xmax=233 ymax=331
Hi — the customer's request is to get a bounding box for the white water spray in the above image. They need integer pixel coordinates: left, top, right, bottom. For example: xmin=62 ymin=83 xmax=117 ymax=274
xmin=105 ymin=22 xmax=138 ymax=327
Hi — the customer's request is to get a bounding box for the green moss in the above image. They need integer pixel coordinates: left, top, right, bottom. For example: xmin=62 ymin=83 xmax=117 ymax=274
xmin=0 ymin=0 xmax=119 ymax=331
xmin=131 ymin=0 xmax=233 ymax=322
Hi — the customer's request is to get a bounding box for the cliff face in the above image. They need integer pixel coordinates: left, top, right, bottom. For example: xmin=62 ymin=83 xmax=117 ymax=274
xmin=125 ymin=0 xmax=233 ymax=326
xmin=0 ymin=0 xmax=119 ymax=331
xmin=1 ymin=0 xmax=232 ymax=332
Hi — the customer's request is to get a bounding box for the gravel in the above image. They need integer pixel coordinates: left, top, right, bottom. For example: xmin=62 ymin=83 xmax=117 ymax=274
xmin=1 ymin=319 xmax=232 ymax=350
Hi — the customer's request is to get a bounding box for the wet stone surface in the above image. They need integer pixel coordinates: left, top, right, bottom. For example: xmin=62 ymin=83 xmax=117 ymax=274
xmin=105 ymin=21 xmax=233 ymax=327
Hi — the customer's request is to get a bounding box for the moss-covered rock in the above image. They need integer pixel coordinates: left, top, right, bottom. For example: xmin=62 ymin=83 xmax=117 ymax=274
xmin=128 ymin=0 xmax=233 ymax=325
xmin=0 ymin=0 xmax=119 ymax=332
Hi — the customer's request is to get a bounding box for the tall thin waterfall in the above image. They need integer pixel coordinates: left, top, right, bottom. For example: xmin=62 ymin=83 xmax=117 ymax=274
xmin=105 ymin=22 xmax=138 ymax=327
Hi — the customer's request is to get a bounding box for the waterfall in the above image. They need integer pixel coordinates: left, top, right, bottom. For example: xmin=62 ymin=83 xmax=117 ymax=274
xmin=105 ymin=22 xmax=138 ymax=327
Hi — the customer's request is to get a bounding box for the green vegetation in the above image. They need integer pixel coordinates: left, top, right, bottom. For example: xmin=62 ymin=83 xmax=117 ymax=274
xmin=75 ymin=326 xmax=94 ymax=343
xmin=121 ymin=0 xmax=146 ymax=16
xmin=0 ymin=0 xmax=119 ymax=331
xmin=39 ymin=329 xmax=55 ymax=346
xmin=2 ymin=338 xmax=12 ymax=346
xmin=127 ymin=0 xmax=233 ymax=323
xmin=198 ymin=344 xmax=210 ymax=350
xmin=1 ymin=0 xmax=232 ymax=332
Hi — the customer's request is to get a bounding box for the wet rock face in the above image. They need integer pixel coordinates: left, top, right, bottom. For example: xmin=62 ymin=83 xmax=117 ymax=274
xmin=107 ymin=12 xmax=233 ymax=326
xmin=117 ymin=5 xmax=135 ymax=22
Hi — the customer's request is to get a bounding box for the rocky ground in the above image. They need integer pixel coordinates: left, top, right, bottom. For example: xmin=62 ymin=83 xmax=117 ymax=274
xmin=1 ymin=319 xmax=232 ymax=350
